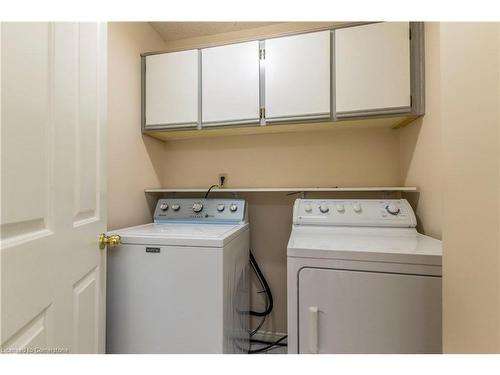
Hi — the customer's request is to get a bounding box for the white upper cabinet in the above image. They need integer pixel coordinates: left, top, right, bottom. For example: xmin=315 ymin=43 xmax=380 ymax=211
xmin=202 ymin=41 xmax=260 ymax=125
xmin=264 ymin=31 xmax=331 ymax=121
xmin=142 ymin=23 xmax=423 ymax=137
xmin=335 ymin=22 xmax=411 ymax=115
xmin=145 ymin=50 xmax=199 ymax=128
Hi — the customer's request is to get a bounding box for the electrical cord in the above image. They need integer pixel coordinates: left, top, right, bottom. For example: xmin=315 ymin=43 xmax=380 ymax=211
xmin=249 ymin=338 xmax=287 ymax=347
xmin=245 ymin=251 xmax=272 ymax=337
xmin=204 ymin=184 xmax=219 ymax=198
xmin=249 ymin=314 xmax=266 ymax=337
xmin=234 ymin=250 xmax=289 ymax=353
xmin=244 ymin=251 xmax=274 ymax=317
xmin=247 ymin=283 xmax=268 ymax=336
xmin=245 ymin=251 xmax=288 ymax=354
xmin=248 ymin=335 xmax=288 ymax=354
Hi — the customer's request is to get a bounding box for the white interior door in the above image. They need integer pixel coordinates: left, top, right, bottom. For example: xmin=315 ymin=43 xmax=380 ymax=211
xmin=201 ymin=41 xmax=260 ymax=126
xmin=1 ymin=22 xmax=107 ymax=354
xmin=145 ymin=50 xmax=199 ymax=128
xmin=264 ymin=31 xmax=331 ymax=121
xmin=335 ymin=22 xmax=411 ymax=114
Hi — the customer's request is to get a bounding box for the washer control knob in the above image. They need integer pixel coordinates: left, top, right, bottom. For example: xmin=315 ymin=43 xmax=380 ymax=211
xmin=159 ymin=203 xmax=169 ymax=211
xmin=304 ymin=204 xmax=312 ymax=213
xmin=353 ymin=203 xmax=362 ymax=213
xmin=386 ymin=204 xmax=400 ymax=215
xmin=171 ymin=204 xmax=180 ymax=211
xmin=229 ymin=204 xmax=238 ymax=212
xmin=319 ymin=204 xmax=329 ymax=213
xmin=192 ymin=203 xmax=203 ymax=213
xmin=217 ymin=204 xmax=225 ymax=212
xmin=336 ymin=204 xmax=345 ymax=212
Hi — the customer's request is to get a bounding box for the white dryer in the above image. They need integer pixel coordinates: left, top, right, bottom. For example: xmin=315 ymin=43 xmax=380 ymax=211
xmin=106 ymin=198 xmax=250 ymax=354
xmin=287 ymin=199 xmax=442 ymax=354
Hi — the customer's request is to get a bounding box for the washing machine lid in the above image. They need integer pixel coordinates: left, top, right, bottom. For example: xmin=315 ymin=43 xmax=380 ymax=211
xmin=112 ymin=222 xmax=249 ymax=248
xmin=287 ymin=226 xmax=442 ymax=266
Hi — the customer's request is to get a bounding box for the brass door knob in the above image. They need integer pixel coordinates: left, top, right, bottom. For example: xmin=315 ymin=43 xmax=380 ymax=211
xmin=98 ymin=233 xmax=121 ymax=249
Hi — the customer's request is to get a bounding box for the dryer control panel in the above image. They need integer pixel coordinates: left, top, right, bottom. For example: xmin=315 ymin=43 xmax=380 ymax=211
xmin=293 ymin=199 xmax=417 ymax=228
xmin=154 ymin=198 xmax=247 ymax=224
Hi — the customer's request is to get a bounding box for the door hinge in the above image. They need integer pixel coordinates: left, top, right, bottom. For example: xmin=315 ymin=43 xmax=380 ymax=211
xmin=410 ymin=95 xmax=413 ymax=107
xmin=259 ymin=107 xmax=266 ymax=119
xmin=259 ymin=48 xmax=265 ymax=60
xmin=409 ymin=27 xmax=412 ymax=40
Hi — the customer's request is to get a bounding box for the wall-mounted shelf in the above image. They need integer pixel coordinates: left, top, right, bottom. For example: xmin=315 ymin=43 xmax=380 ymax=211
xmin=145 ymin=187 xmax=418 ymax=193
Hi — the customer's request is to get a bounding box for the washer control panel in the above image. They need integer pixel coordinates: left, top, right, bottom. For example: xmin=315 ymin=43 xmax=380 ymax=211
xmin=154 ymin=198 xmax=247 ymax=223
xmin=293 ymin=199 xmax=417 ymax=227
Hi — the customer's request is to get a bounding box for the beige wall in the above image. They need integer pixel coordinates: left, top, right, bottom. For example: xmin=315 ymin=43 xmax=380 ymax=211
xmin=161 ymin=129 xmax=401 ymax=188
xmin=439 ymin=23 xmax=500 ymax=353
xmin=107 ymin=22 xmax=167 ymax=230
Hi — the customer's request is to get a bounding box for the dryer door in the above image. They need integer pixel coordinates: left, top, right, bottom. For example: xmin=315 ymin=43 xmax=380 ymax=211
xmin=298 ymin=268 xmax=442 ymax=354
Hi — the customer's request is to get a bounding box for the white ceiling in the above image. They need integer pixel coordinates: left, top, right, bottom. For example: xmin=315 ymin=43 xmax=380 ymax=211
xmin=150 ymin=22 xmax=281 ymax=42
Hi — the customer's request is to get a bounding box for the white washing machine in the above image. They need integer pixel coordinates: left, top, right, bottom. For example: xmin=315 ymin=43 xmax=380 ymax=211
xmin=287 ymin=199 xmax=442 ymax=354
xmin=106 ymin=198 xmax=250 ymax=354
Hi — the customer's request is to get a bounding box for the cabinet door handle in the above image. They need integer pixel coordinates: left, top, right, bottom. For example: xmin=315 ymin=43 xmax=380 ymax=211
xmin=309 ymin=306 xmax=319 ymax=354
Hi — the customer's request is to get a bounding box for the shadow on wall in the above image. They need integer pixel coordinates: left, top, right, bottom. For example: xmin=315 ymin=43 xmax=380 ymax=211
xmin=142 ymin=134 xmax=166 ymax=185
xmin=399 ymin=117 xmax=424 ymax=235
xmin=399 ymin=117 xmax=424 ymax=180
xmin=404 ymin=191 xmax=423 ymax=233
xmin=142 ymin=134 xmax=167 ymax=217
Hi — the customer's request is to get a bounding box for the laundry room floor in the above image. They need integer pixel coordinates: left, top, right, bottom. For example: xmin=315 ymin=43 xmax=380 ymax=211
xmin=249 ymin=335 xmax=288 ymax=354
xmin=249 ymin=344 xmax=287 ymax=354
xmin=264 ymin=346 xmax=287 ymax=354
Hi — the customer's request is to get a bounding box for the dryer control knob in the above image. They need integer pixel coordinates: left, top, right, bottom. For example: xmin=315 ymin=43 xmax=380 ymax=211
xmin=353 ymin=203 xmax=362 ymax=213
xmin=192 ymin=203 xmax=203 ymax=213
xmin=304 ymin=204 xmax=312 ymax=213
xmin=386 ymin=204 xmax=400 ymax=215
xmin=217 ymin=204 xmax=225 ymax=212
xmin=319 ymin=204 xmax=329 ymax=213
xmin=229 ymin=204 xmax=238 ymax=212
xmin=171 ymin=204 xmax=180 ymax=211
xmin=336 ymin=204 xmax=345 ymax=212
xmin=160 ymin=203 xmax=169 ymax=211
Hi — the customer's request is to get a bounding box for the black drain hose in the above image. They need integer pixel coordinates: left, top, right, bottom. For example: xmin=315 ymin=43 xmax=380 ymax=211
xmin=248 ymin=251 xmax=273 ymax=317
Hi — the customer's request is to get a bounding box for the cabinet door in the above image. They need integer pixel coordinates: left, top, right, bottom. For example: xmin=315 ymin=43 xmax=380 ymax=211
xmin=264 ymin=31 xmax=331 ymax=122
xmin=298 ymin=268 xmax=442 ymax=354
xmin=335 ymin=22 xmax=411 ymax=116
xmin=202 ymin=41 xmax=260 ymax=126
xmin=145 ymin=50 xmax=199 ymax=129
